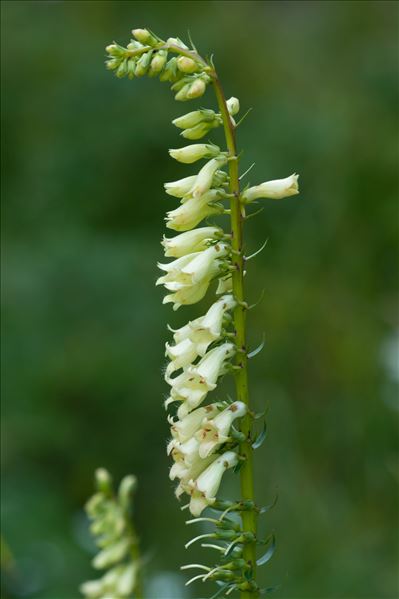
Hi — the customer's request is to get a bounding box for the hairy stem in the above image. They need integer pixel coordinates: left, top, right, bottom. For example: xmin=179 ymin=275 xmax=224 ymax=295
xmin=212 ymin=75 xmax=258 ymax=599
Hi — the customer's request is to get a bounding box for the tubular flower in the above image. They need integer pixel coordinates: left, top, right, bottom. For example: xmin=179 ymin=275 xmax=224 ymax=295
xmin=190 ymin=156 xmax=228 ymax=198
xmin=157 ymin=244 xmax=230 ymax=311
xmin=164 ymin=170 xmax=228 ymax=199
xmin=196 ymin=401 xmax=247 ymax=458
xmin=242 ymin=173 xmax=299 ymax=202
xmin=167 ymin=343 xmax=235 ymax=418
xmin=169 ymin=143 xmax=220 ymax=164
xmin=168 ymin=404 xmax=222 ymax=443
xmin=187 ymin=451 xmax=239 ymax=516
xmin=188 ymin=294 xmax=236 ymax=355
xmin=161 ymin=227 xmax=222 ymax=258
xmin=165 ymin=189 xmax=225 ymax=232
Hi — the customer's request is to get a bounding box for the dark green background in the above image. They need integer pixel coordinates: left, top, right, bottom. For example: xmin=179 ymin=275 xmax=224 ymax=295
xmin=2 ymin=1 xmax=398 ymax=598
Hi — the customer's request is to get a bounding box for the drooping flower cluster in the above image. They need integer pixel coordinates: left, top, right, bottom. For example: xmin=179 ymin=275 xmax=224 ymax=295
xmin=105 ymin=29 xmax=213 ymax=101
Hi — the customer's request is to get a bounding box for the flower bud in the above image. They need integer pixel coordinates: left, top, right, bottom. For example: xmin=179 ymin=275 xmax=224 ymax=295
xmin=180 ymin=121 xmax=218 ymax=140
xmin=92 ymin=539 xmax=131 ymax=570
xmin=105 ymin=58 xmax=120 ymax=71
xmin=127 ymin=40 xmax=144 ymax=51
xmin=116 ymin=58 xmax=128 ymax=78
xmin=127 ymin=59 xmax=136 ymax=80
xmin=169 ymin=143 xmax=220 ymax=164
xmin=177 ymin=56 xmax=199 ymax=74
xmin=242 ymin=173 xmax=299 ymax=202
xmin=117 ymin=564 xmax=137 ymax=596
xmin=167 ymin=37 xmax=189 ymax=50
xmin=148 ymin=50 xmax=167 ymax=77
xmin=135 ymin=51 xmax=153 ymax=77
xmin=80 ymin=579 xmax=104 ymax=598
xmin=132 ymin=28 xmax=158 ymax=46
xmin=187 ymin=78 xmax=206 ymax=99
xmin=190 ymin=156 xmax=228 ymax=198
xmin=105 ymin=43 xmax=127 ymax=58
xmin=95 ymin=468 xmax=112 ymax=494
xmin=172 ymin=109 xmax=216 ymax=130
xmin=174 ymin=84 xmax=191 ymax=101
xmin=226 ymin=96 xmax=240 ymax=116
xmin=118 ymin=474 xmax=137 ymax=509
xmin=159 ymin=57 xmax=178 ymax=82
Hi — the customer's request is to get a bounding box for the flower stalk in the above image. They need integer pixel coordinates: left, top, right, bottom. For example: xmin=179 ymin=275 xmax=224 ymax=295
xmin=212 ymin=75 xmax=258 ymax=597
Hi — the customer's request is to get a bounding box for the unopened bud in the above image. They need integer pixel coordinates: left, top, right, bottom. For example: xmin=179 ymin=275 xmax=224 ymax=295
xmin=187 ymin=78 xmax=207 ymax=99
xmin=149 ymin=50 xmax=167 ymax=77
xmin=174 ymin=83 xmax=190 ymax=102
xmin=127 ymin=40 xmax=144 ymax=51
xmin=116 ymin=58 xmax=128 ymax=78
xmin=105 ymin=43 xmax=126 ymax=58
xmin=118 ymin=474 xmax=137 ymax=509
xmin=180 ymin=121 xmax=217 ymax=140
xmin=132 ymin=28 xmax=158 ymax=46
xmin=226 ymin=96 xmax=240 ymax=116
xmin=95 ymin=468 xmax=113 ymax=494
xmin=171 ymin=76 xmax=191 ymax=92
xmin=167 ymin=37 xmax=189 ymax=50
xmin=159 ymin=57 xmax=178 ymax=82
xmin=127 ymin=59 xmax=136 ymax=80
xmin=135 ymin=51 xmax=152 ymax=77
xmin=105 ymin=58 xmax=120 ymax=71
xmin=169 ymin=143 xmax=220 ymax=164
xmin=177 ymin=56 xmax=199 ymax=74
xmin=172 ymin=109 xmax=217 ymax=129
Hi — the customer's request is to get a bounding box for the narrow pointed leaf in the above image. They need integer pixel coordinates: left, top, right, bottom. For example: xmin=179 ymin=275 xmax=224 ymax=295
xmin=248 ymin=334 xmax=266 ymax=359
xmin=259 ymin=494 xmax=278 ymax=514
xmin=252 ymin=421 xmax=267 ymax=449
xmin=256 ymin=535 xmax=276 ymax=566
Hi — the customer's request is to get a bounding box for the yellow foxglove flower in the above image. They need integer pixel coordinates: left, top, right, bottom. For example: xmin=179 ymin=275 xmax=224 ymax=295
xmin=169 ymin=143 xmax=220 ymax=164
xmin=242 ymin=173 xmax=299 ymax=202
xmin=187 ymin=451 xmax=238 ymax=516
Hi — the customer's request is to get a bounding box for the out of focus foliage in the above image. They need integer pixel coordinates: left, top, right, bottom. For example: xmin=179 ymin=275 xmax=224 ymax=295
xmin=1 ymin=1 xmax=398 ymax=598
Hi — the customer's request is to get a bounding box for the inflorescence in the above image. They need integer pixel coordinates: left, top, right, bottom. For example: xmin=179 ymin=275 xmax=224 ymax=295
xmin=104 ymin=28 xmax=299 ymax=598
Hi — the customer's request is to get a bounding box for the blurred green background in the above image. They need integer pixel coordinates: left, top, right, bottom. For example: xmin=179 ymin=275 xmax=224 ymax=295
xmin=2 ymin=1 xmax=398 ymax=598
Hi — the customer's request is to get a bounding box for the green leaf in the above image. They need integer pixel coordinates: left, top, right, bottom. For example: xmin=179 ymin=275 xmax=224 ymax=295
xmin=207 ymin=582 xmax=231 ymax=599
xmin=247 ymin=334 xmax=266 ymax=358
xmin=233 ymin=459 xmax=244 ymax=474
xmin=252 ymin=421 xmax=267 ymax=449
xmin=256 ymin=534 xmax=276 ymax=566
xmin=259 ymin=494 xmax=278 ymax=514
xmin=259 ymin=584 xmax=282 ymax=595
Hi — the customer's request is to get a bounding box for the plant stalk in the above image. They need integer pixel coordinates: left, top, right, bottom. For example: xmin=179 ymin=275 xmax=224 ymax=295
xmin=212 ymin=74 xmax=258 ymax=599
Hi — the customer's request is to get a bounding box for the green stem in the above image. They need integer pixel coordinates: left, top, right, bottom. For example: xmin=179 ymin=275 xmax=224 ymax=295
xmin=212 ymin=75 xmax=258 ymax=599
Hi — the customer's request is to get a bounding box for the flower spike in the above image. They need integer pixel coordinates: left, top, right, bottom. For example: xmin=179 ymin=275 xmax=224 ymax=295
xmin=104 ymin=27 xmax=300 ymax=598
